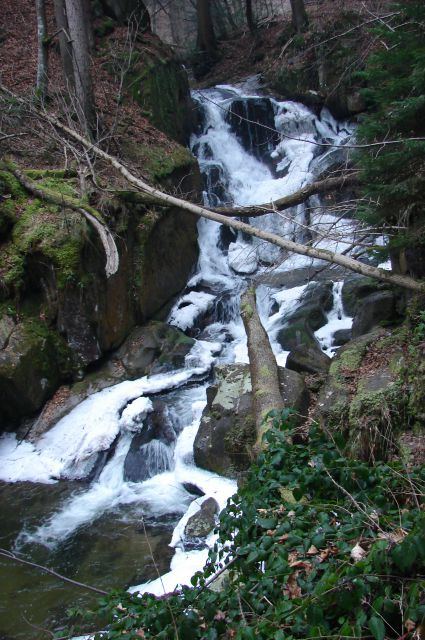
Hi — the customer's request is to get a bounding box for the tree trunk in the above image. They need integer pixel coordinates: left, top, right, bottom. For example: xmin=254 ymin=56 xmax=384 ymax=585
xmin=81 ymin=0 xmax=95 ymax=51
xmin=35 ymin=0 xmax=49 ymax=101
xmin=53 ymin=0 xmax=74 ymax=90
xmin=197 ymin=0 xmax=217 ymax=56
xmin=240 ymin=286 xmax=284 ymax=451
xmin=290 ymin=0 xmax=308 ymax=32
xmin=246 ymin=0 xmax=255 ymax=32
xmin=64 ymin=0 xmax=95 ymax=137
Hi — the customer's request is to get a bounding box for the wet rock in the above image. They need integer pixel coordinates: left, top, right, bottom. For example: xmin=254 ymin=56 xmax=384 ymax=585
xmin=194 ymin=364 xmax=309 ymax=478
xmin=226 ymin=98 xmax=279 ymax=167
xmin=0 ymin=322 xmax=74 ymax=424
xmin=286 ymin=344 xmax=332 ymax=375
xmin=183 ymin=483 xmax=205 ymax=497
xmin=0 ymin=314 xmax=15 ymax=350
xmin=352 ymin=290 xmax=400 ymax=338
xmin=114 ymin=322 xmax=195 ymax=377
xmin=277 ymin=281 xmax=333 ymax=352
xmin=124 ymin=400 xmax=176 ymax=482
xmin=184 ymin=497 xmax=219 ymax=538
xmin=332 ymin=328 xmax=352 ymax=347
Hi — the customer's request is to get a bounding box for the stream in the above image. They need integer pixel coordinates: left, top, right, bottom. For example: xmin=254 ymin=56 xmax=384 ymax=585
xmin=0 ymin=79 xmax=360 ymax=639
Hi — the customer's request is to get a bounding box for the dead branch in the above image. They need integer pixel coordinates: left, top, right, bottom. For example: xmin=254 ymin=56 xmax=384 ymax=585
xmin=0 ymin=547 xmax=108 ymax=595
xmin=8 ymin=163 xmax=119 ymax=277
xmin=215 ymin=174 xmax=360 ymax=218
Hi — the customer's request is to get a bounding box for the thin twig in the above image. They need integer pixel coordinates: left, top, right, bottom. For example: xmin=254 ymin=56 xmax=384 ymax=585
xmin=0 ymin=548 xmax=108 ymax=595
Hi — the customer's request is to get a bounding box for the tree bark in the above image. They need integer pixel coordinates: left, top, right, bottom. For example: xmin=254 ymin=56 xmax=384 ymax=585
xmin=53 ymin=0 xmax=75 ymax=90
xmin=35 ymin=0 xmax=49 ymax=101
xmin=290 ymin=0 xmax=308 ymax=32
xmin=245 ymin=0 xmax=255 ymax=32
xmin=196 ymin=0 xmax=217 ymax=56
xmin=64 ymin=0 xmax=96 ymax=137
xmin=216 ymin=174 xmax=360 ymax=218
xmin=240 ymin=286 xmax=284 ymax=451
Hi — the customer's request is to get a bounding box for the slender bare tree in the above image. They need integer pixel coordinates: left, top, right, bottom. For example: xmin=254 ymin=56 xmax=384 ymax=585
xmin=64 ymin=0 xmax=96 ymax=136
xmin=290 ymin=0 xmax=308 ymax=32
xmin=196 ymin=0 xmax=217 ymax=57
xmin=53 ymin=0 xmax=75 ymax=90
xmin=35 ymin=0 xmax=49 ymax=101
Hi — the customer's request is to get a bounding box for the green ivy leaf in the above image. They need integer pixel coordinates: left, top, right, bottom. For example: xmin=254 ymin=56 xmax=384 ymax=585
xmin=368 ymin=615 xmax=386 ymax=640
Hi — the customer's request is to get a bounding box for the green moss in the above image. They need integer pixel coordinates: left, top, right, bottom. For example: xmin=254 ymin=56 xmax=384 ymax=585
xmin=126 ymin=58 xmax=188 ymax=141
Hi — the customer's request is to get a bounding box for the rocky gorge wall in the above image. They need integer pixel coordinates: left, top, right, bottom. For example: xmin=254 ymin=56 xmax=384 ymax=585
xmin=0 ymin=27 xmax=202 ymax=429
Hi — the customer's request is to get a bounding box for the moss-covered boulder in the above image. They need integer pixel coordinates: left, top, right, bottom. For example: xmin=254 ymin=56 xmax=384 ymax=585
xmin=114 ymin=321 xmax=194 ymax=377
xmin=347 ymin=362 xmax=405 ymax=462
xmin=194 ymin=363 xmax=309 ymax=478
xmin=315 ymin=329 xmax=384 ymax=433
xmin=124 ymin=32 xmax=194 ymax=144
xmin=0 ymin=320 xmax=75 ymax=426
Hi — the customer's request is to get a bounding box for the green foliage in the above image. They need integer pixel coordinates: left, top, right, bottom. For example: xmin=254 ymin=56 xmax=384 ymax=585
xmin=69 ymin=416 xmax=425 ymax=640
xmin=357 ymin=1 xmax=425 ymax=259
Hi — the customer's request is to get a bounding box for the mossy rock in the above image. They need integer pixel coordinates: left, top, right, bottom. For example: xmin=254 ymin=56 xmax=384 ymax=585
xmin=194 ymin=364 xmax=309 ymax=478
xmin=315 ymin=328 xmax=385 ymax=431
xmin=347 ymin=363 xmax=406 ymax=462
xmin=0 ymin=319 xmax=76 ymax=425
xmin=123 ymin=34 xmax=194 ymax=144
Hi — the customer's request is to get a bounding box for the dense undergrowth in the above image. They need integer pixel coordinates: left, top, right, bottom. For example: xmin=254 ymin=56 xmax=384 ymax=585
xmin=66 ymin=412 xmax=425 ymax=640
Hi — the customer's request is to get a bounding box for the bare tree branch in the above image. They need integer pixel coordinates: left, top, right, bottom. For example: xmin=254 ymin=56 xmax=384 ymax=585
xmin=8 ymin=162 xmax=119 ymax=277
xmin=0 ymin=548 xmax=108 ymax=595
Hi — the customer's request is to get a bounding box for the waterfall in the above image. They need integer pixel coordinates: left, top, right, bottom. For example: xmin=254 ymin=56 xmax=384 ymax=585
xmin=0 ymin=82 xmax=360 ymax=621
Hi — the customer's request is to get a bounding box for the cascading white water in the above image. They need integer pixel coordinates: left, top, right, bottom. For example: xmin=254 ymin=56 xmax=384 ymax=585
xmin=0 ymin=82 xmax=361 ymax=603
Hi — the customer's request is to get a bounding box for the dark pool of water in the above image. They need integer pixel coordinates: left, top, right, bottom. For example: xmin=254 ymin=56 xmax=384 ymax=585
xmin=0 ymin=481 xmax=176 ymax=639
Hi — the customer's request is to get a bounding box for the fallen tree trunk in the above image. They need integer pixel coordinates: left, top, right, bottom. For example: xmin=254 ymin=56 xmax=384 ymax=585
xmin=9 ymin=163 xmax=119 ymax=277
xmin=216 ymin=174 xmax=360 ymax=218
xmin=240 ymin=286 xmax=284 ymax=452
xmin=1 ymin=84 xmax=423 ymax=293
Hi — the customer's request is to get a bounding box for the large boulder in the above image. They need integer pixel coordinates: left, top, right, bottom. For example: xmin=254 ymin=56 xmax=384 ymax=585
xmin=124 ymin=400 xmax=176 ymax=482
xmin=114 ymin=322 xmax=195 ymax=377
xmin=351 ymin=290 xmax=401 ymax=338
xmin=184 ymin=497 xmax=219 ymax=539
xmin=0 ymin=320 xmax=75 ymax=426
xmin=194 ymin=364 xmax=309 ymax=478
xmin=315 ymin=329 xmax=385 ymax=433
xmin=286 ymin=344 xmax=332 ymax=375
xmin=341 ymin=275 xmax=388 ymax=317
xmin=315 ymin=328 xmax=406 ymax=462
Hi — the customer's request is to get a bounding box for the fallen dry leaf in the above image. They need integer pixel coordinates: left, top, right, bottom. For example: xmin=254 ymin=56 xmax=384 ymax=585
xmin=289 ymin=560 xmax=313 ymax=575
xmin=284 ymin=571 xmax=302 ymax=599
xmin=306 ymin=545 xmax=319 ymax=555
xmin=350 ymin=542 xmax=367 ymax=562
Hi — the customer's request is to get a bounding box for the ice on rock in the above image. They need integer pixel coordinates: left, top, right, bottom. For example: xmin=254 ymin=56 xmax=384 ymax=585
xmin=228 ymin=240 xmax=258 ymax=274
xmin=168 ymin=291 xmax=216 ymax=331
